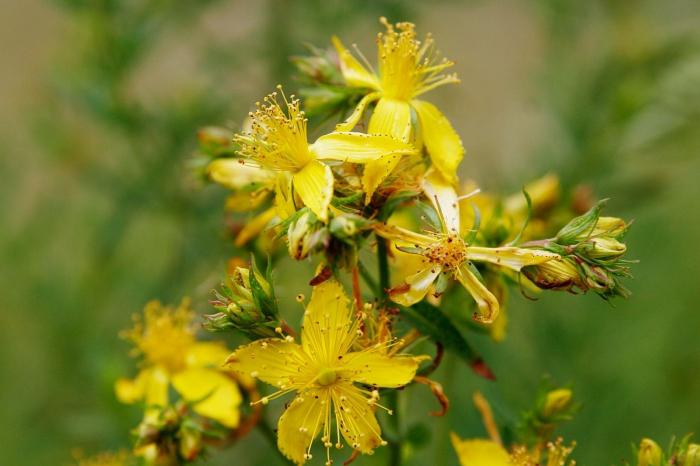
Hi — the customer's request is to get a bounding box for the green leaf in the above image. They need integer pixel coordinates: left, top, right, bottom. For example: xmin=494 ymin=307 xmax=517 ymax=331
xmin=401 ymin=301 xmax=494 ymax=379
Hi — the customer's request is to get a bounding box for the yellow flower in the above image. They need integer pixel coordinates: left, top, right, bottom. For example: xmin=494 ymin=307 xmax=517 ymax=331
xmin=234 ymin=87 xmax=415 ymax=222
xmin=333 ymin=18 xmax=463 ymax=200
xmin=451 ymin=434 xmax=511 ymax=466
xmin=375 ymin=170 xmax=560 ymax=322
xmin=115 ymin=300 xmax=241 ymax=428
xmin=74 ymin=451 xmax=132 ymax=466
xmin=225 ymin=279 xmax=419 ymax=465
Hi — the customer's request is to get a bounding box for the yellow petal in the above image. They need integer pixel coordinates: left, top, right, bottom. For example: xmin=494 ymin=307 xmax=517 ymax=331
xmin=277 ymin=390 xmax=328 ymax=465
xmin=302 ymin=279 xmax=354 ymax=365
xmin=455 ymin=266 xmax=500 ymax=323
xmin=333 ymin=383 xmax=384 ymax=453
xmin=116 ymin=367 xmax=170 ymax=422
xmin=292 ymin=160 xmax=333 ymax=222
xmin=390 ymin=266 xmax=442 ymax=306
xmin=412 ymin=99 xmax=464 ymax=184
xmin=373 ymin=223 xmax=434 ymax=248
xmin=467 ymin=246 xmax=560 ymax=272
xmin=311 ymin=131 xmax=414 ymax=164
xmin=335 ymin=91 xmax=381 ymax=132
xmin=234 ymin=206 xmax=277 ymax=247
xmin=450 ymin=433 xmax=511 ymax=466
xmin=331 ymin=36 xmax=380 ymax=90
xmin=185 ymin=342 xmax=230 ymax=368
xmin=423 ymin=168 xmax=460 ymax=234
xmin=171 ymin=368 xmax=241 ymax=428
xmin=368 ymin=98 xmax=412 ymax=142
xmin=226 ymin=339 xmax=311 ymax=388
xmin=342 ymin=350 xmax=418 ymax=387
xmin=274 ymin=173 xmax=297 ymax=220
xmin=208 ymin=158 xmax=274 ymax=190
xmin=361 ymin=98 xmax=413 ymax=203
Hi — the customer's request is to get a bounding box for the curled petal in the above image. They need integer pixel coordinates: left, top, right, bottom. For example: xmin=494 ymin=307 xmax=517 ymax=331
xmin=467 ymin=246 xmax=560 ymax=272
xmin=423 ymin=169 xmax=460 ymax=234
xmin=362 ymin=98 xmax=413 ymax=203
xmin=335 ymin=91 xmax=381 ymax=132
xmin=412 ymin=99 xmax=464 ymax=184
xmin=292 ymin=160 xmax=334 ymax=222
xmin=390 ymin=266 xmax=442 ymax=306
xmin=455 ymin=266 xmax=500 ymax=323
xmin=332 ymin=36 xmax=380 ymax=90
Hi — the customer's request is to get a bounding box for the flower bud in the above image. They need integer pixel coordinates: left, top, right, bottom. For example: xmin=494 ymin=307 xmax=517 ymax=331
xmin=556 ymin=201 xmax=606 ymax=245
xmin=287 ymin=212 xmax=328 ymax=260
xmin=638 ymin=438 xmax=663 ymax=466
xmin=329 ymin=213 xmax=370 ymax=242
xmin=593 ymin=216 xmax=628 ymax=238
xmin=586 ymin=237 xmax=627 ymax=260
xmin=207 ymin=262 xmax=279 ymax=339
xmin=541 ymin=388 xmax=573 ymax=418
xmin=179 ymin=427 xmax=203 ymax=462
xmin=684 ymin=444 xmax=700 ymax=466
xmin=522 ymin=258 xmax=582 ymax=291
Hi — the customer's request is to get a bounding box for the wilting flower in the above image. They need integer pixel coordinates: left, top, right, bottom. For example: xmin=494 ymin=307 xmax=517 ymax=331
xmin=116 ymin=300 xmax=241 ymax=428
xmin=234 ymin=87 xmax=415 ymax=221
xmin=375 ymin=170 xmax=559 ymax=322
xmin=333 ymin=18 xmax=463 ymax=199
xmin=225 ymin=279 xmax=419 ymax=465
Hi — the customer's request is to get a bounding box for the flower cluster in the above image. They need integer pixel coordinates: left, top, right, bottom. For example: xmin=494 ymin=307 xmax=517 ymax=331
xmin=98 ymin=17 xmax=686 ymax=466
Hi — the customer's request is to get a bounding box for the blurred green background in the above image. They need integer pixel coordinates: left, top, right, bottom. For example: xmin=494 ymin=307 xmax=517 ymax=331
xmin=1 ymin=0 xmax=699 ymax=465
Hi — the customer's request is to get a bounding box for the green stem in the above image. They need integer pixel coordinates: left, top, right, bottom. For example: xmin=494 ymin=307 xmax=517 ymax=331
xmin=386 ymin=389 xmax=402 ymax=466
xmin=376 ymin=235 xmax=390 ymax=302
xmin=376 ymin=234 xmax=401 ymax=465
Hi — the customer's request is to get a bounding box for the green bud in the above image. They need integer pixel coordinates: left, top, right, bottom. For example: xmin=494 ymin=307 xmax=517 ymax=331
xmin=206 ymin=263 xmax=279 ymax=339
xmin=197 ymin=127 xmax=236 ymax=157
xmin=556 ymin=201 xmax=606 ymax=244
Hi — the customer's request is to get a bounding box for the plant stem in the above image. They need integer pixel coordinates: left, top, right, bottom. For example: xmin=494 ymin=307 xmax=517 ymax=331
xmin=376 ymin=235 xmax=390 ymax=302
xmin=376 ymin=234 xmax=402 ymax=465
xmin=386 ymin=389 xmax=402 ymax=466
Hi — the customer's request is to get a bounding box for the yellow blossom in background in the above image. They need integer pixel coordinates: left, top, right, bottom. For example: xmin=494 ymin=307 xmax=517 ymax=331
xmin=333 ymin=17 xmax=464 ymax=200
xmin=375 ymin=170 xmax=559 ymax=322
xmin=73 ymin=451 xmax=132 ymax=466
xmin=226 ymin=279 xmax=419 ymax=465
xmin=234 ymin=87 xmax=415 ymax=221
xmin=115 ymin=300 xmax=241 ymax=428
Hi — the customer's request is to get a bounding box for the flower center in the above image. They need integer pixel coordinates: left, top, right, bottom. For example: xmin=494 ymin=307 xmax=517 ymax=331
xmin=317 ymin=368 xmax=338 ymax=386
xmin=424 ymin=234 xmax=468 ymax=270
